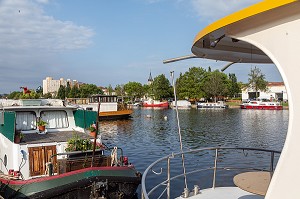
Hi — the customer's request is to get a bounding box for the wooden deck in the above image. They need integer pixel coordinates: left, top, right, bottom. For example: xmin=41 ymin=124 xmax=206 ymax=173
xmin=20 ymin=131 xmax=92 ymax=145
xmin=99 ymin=109 xmax=133 ymax=120
xmin=176 ymin=187 xmax=263 ymax=199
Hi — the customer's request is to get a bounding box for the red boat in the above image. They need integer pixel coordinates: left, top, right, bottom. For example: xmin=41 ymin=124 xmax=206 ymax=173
xmin=240 ymin=100 xmax=283 ymax=110
xmin=143 ymin=100 xmax=169 ymax=108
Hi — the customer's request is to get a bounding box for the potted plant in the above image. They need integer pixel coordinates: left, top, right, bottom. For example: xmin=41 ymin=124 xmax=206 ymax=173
xmin=65 ymin=134 xmax=93 ymax=152
xmin=14 ymin=132 xmax=24 ymax=144
xmin=87 ymin=123 xmax=97 ymax=137
xmin=37 ymin=119 xmax=48 ymax=132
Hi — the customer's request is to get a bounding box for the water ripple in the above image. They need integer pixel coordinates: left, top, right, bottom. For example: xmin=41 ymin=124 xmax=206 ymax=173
xmin=99 ymin=108 xmax=288 ymax=198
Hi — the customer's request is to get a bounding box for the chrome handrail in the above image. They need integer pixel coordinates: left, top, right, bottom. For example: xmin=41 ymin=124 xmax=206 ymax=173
xmin=141 ymin=147 xmax=281 ymax=199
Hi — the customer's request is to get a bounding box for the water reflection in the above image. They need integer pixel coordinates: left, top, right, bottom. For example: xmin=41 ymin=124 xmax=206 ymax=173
xmin=99 ymin=108 xmax=288 ymax=198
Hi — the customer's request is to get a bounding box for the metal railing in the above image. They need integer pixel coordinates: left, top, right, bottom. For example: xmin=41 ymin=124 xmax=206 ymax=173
xmin=141 ymin=147 xmax=281 ymax=199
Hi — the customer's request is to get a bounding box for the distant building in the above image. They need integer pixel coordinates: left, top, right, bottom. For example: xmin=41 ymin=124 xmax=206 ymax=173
xmin=42 ymin=77 xmax=79 ymax=95
xmin=99 ymin=86 xmax=116 ymax=95
xmin=242 ymin=82 xmax=287 ymax=102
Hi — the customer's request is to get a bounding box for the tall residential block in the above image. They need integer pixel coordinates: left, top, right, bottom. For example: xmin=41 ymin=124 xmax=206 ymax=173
xmin=42 ymin=77 xmax=70 ymax=95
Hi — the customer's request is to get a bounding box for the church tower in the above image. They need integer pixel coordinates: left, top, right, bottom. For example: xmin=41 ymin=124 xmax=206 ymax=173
xmin=147 ymin=71 xmax=153 ymax=85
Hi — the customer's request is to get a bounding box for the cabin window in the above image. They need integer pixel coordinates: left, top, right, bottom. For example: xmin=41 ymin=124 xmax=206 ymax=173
xmin=94 ymin=96 xmax=99 ymax=103
xmin=40 ymin=111 xmax=68 ymax=129
xmin=89 ymin=96 xmax=99 ymax=103
xmin=16 ymin=111 xmax=36 ymax=131
xmin=100 ymin=97 xmax=106 ymax=103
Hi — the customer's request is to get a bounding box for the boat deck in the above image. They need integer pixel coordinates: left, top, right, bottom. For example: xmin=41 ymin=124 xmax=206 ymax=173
xmin=20 ymin=131 xmax=92 ymax=145
xmin=176 ymin=187 xmax=263 ymax=199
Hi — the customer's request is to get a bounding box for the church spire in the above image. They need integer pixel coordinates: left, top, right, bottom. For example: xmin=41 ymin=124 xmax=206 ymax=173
xmin=148 ymin=71 xmax=153 ymax=85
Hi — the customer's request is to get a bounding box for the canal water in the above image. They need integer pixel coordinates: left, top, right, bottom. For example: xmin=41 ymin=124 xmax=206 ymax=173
xmin=99 ymin=108 xmax=288 ymax=198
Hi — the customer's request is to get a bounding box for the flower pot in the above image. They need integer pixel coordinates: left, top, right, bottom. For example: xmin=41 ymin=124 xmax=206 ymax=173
xmin=38 ymin=125 xmax=46 ymax=132
xmin=14 ymin=136 xmax=21 ymax=144
xmin=90 ymin=131 xmax=97 ymax=137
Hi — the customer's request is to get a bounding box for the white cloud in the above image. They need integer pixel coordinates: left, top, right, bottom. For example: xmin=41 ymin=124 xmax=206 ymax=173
xmin=0 ymin=0 xmax=94 ymax=93
xmin=35 ymin=0 xmax=49 ymax=4
xmin=0 ymin=0 xmax=94 ymax=52
xmin=189 ymin=0 xmax=261 ymax=22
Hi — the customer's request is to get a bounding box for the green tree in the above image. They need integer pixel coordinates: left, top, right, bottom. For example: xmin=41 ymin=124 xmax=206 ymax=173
xmin=78 ymin=84 xmax=103 ymax=98
xmin=57 ymin=85 xmax=66 ymax=99
xmin=152 ymin=74 xmax=172 ymax=100
xmin=115 ymin=84 xmax=125 ymax=96
xmin=20 ymin=90 xmax=40 ymax=99
xmin=248 ymin=66 xmax=268 ymax=98
xmin=43 ymin=93 xmax=52 ymax=99
xmin=69 ymin=86 xmax=79 ymax=98
xmin=228 ymin=73 xmax=241 ymax=98
xmin=107 ymin=84 xmax=114 ymax=95
xmin=115 ymin=84 xmax=126 ymax=102
xmin=124 ymin=82 xmax=144 ymax=101
xmin=176 ymin=67 xmax=207 ymax=100
xmin=143 ymin=84 xmax=150 ymax=97
xmin=66 ymin=82 xmax=71 ymax=98
xmin=202 ymin=70 xmax=228 ymax=102
xmin=7 ymin=91 xmax=22 ymax=99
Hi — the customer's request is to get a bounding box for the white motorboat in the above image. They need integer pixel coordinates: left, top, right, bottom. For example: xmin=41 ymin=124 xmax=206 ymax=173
xmin=240 ymin=100 xmax=283 ymax=110
xmin=171 ymin=100 xmax=192 ymax=109
xmin=197 ymin=101 xmax=228 ymax=109
xmin=142 ymin=0 xmax=298 ymax=198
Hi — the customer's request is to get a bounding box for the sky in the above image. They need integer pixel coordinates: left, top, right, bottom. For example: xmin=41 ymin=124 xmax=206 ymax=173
xmin=0 ymin=0 xmax=283 ymax=94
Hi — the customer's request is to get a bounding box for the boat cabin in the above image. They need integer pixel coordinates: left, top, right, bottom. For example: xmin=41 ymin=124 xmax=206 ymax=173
xmin=0 ymin=99 xmax=97 ymax=180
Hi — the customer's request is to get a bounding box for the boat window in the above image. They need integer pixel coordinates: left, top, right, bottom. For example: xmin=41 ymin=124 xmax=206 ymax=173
xmin=109 ymin=97 xmax=116 ymax=102
xmin=100 ymin=97 xmax=106 ymax=103
xmin=16 ymin=111 xmax=37 ymax=131
xmin=90 ymin=96 xmax=99 ymax=103
xmin=40 ymin=111 xmax=69 ymax=129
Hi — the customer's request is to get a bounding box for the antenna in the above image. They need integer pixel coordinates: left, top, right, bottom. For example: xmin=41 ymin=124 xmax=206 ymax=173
xmin=170 ymin=71 xmax=188 ymax=192
xmin=221 ymin=62 xmax=235 ymax=72
xmin=163 ymin=55 xmax=197 ymax=64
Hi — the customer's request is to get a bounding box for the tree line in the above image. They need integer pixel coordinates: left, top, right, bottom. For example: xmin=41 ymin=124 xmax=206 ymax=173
xmin=4 ymin=66 xmax=267 ymax=102
xmin=117 ymin=66 xmax=267 ymax=103
xmin=118 ymin=67 xmax=242 ymax=103
xmin=5 ymin=83 xmax=103 ymax=99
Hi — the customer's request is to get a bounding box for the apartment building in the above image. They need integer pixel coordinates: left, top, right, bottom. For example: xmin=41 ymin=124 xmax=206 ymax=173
xmin=43 ymin=77 xmax=78 ymax=95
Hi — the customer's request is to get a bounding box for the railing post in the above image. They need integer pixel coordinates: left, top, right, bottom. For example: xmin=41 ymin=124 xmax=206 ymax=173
xmin=167 ymin=157 xmax=171 ymax=199
xmin=213 ymin=148 xmax=218 ymax=189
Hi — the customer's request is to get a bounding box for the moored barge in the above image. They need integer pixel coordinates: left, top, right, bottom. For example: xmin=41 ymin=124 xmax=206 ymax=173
xmin=0 ymin=99 xmax=141 ymax=198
